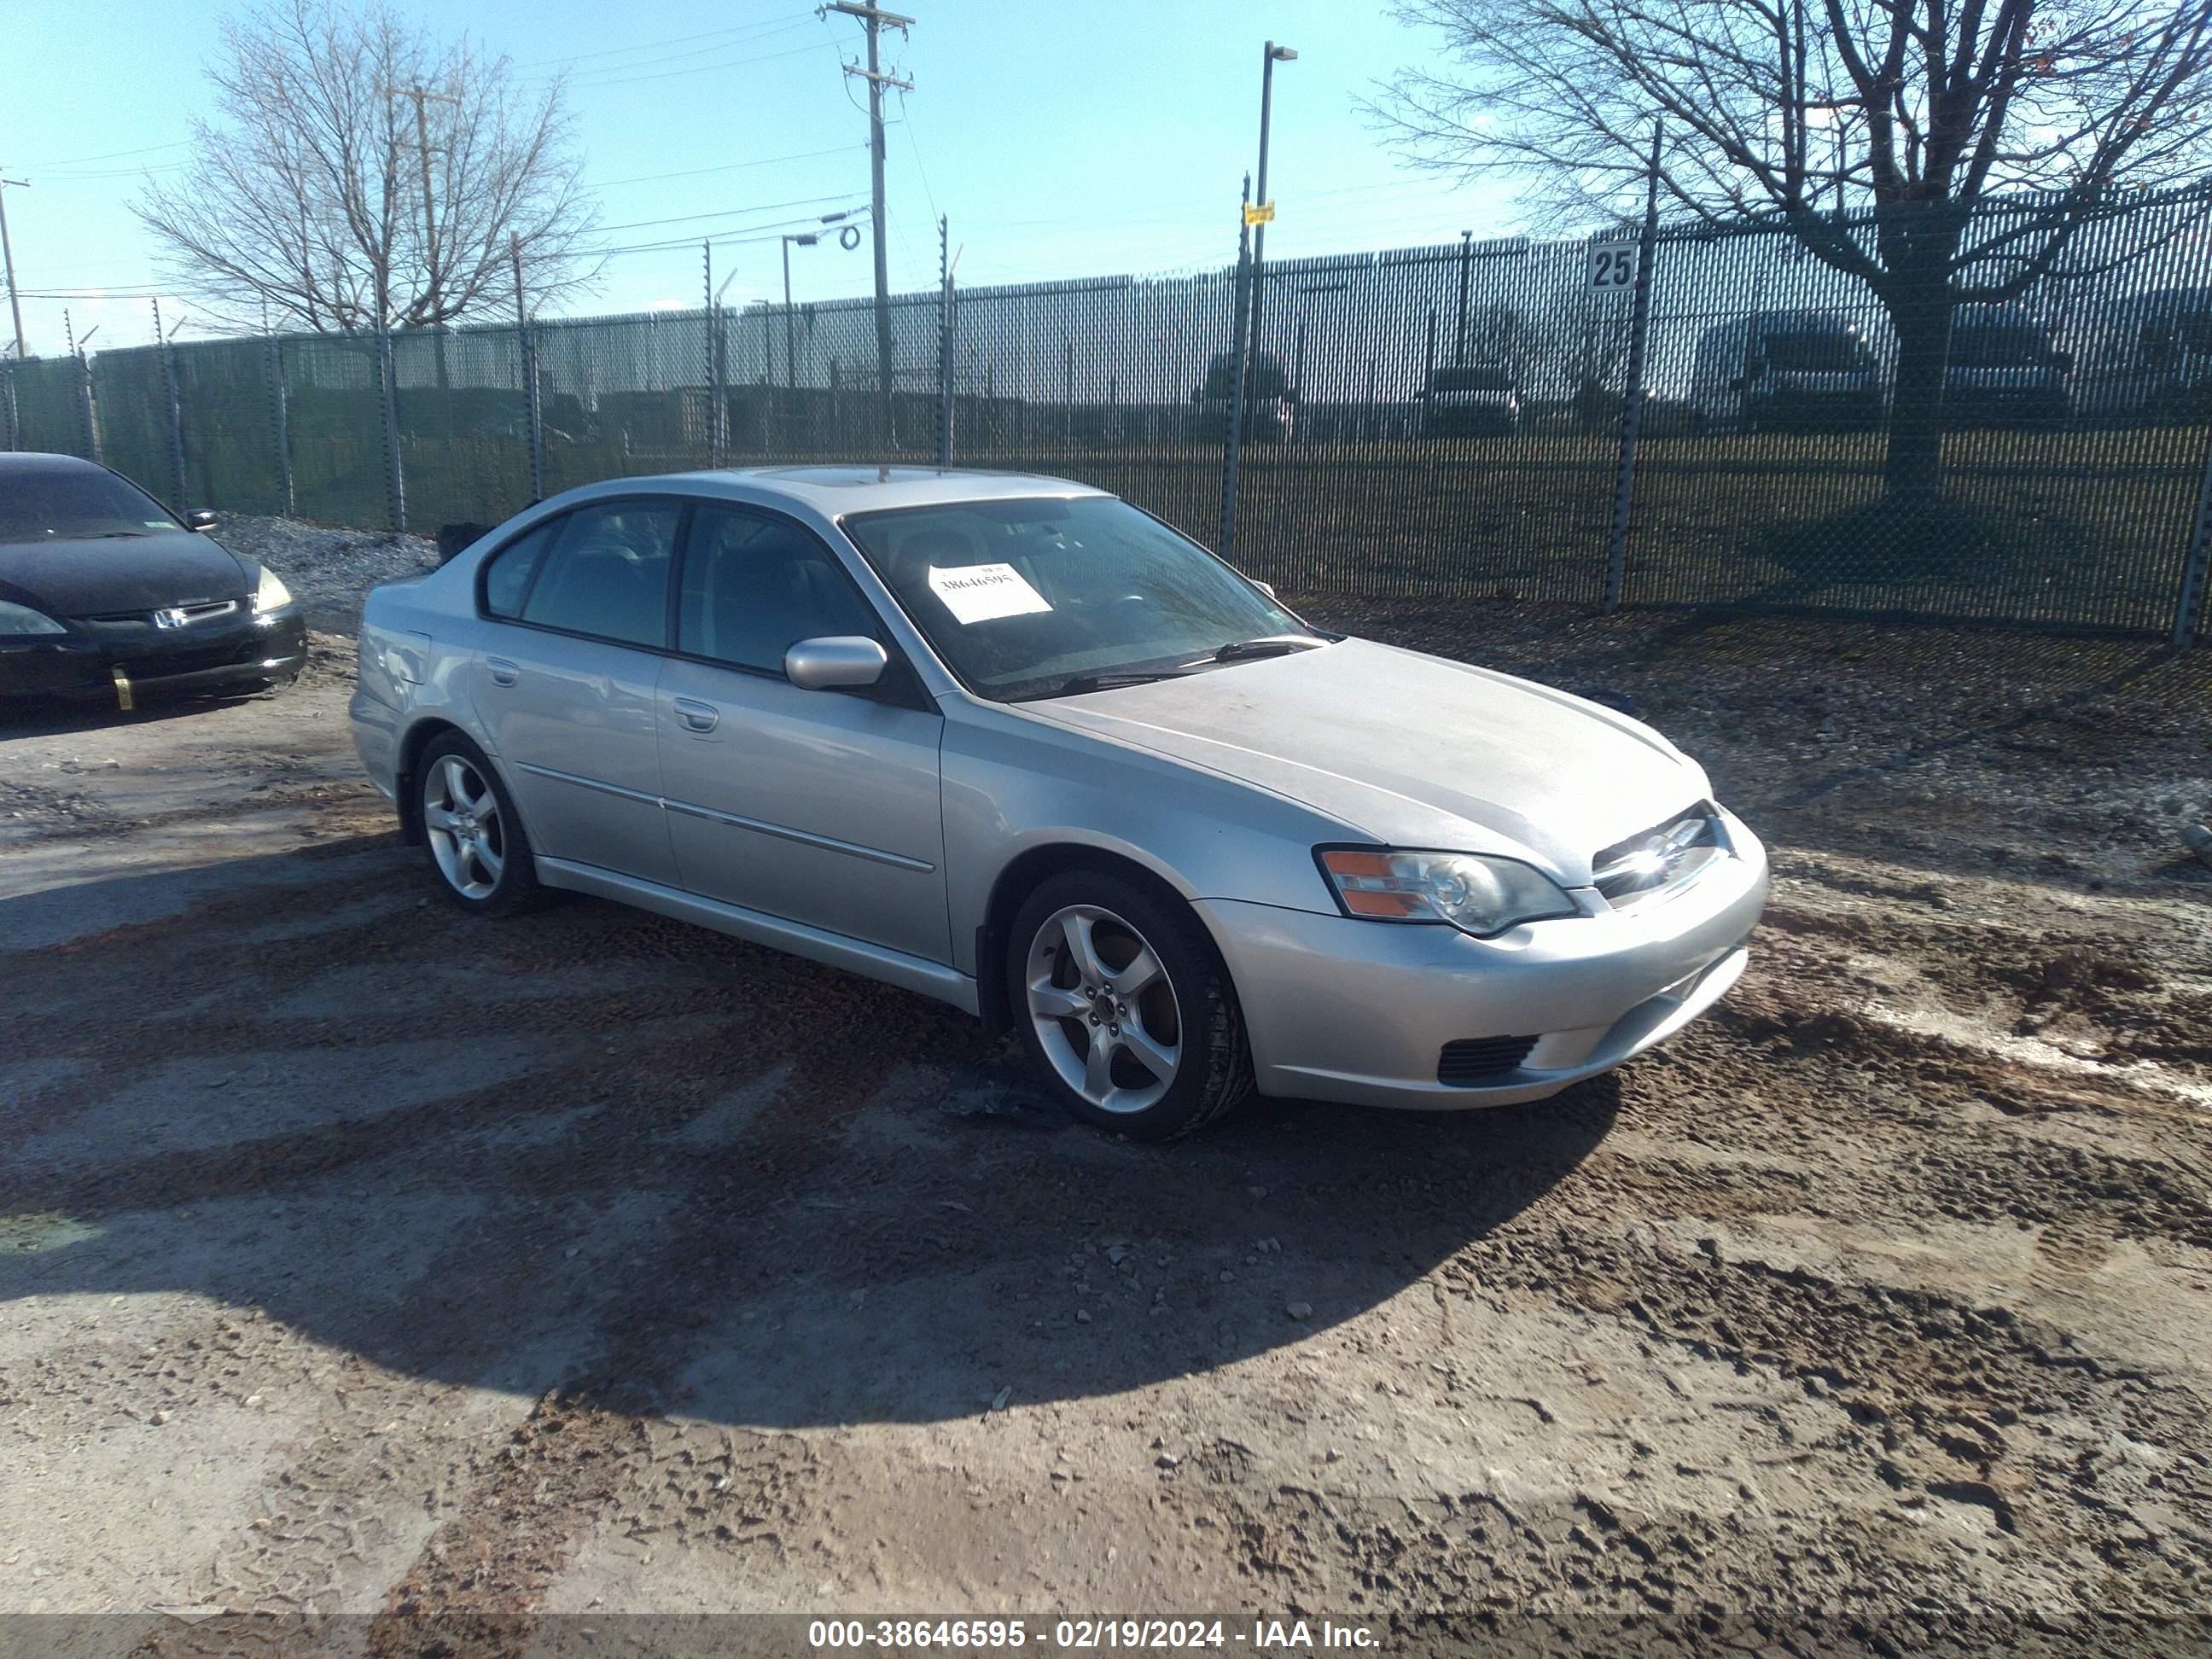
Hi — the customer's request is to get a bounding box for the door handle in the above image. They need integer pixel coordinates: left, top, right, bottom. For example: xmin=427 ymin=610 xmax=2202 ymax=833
xmin=486 ymin=656 xmax=519 ymax=687
xmin=673 ymin=696 xmax=719 ymax=733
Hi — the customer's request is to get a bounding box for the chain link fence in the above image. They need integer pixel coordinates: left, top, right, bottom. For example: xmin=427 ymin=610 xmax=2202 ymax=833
xmin=5 ymin=185 xmax=2209 ymax=641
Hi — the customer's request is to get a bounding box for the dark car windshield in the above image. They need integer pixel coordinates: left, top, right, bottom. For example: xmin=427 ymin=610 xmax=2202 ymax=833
xmin=1431 ymin=366 xmax=1514 ymax=392
xmin=0 ymin=465 xmax=180 ymax=541
xmin=1763 ymin=332 xmax=1867 ymax=371
xmin=842 ymin=496 xmax=1315 ymax=701
xmin=1951 ymin=326 xmax=2053 ymax=367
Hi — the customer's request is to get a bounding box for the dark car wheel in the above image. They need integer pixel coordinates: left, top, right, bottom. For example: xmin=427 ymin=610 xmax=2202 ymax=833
xmin=416 ymin=732 xmax=544 ymax=917
xmin=1008 ymin=869 xmax=1253 ymax=1141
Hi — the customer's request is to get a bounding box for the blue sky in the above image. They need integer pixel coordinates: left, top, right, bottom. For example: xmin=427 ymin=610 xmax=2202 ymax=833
xmin=7 ymin=0 xmax=1520 ymax=352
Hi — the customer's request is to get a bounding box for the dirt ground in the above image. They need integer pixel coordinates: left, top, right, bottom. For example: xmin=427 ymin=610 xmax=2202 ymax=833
xmin=3 ymin=597 xmax=2210 ymax=1657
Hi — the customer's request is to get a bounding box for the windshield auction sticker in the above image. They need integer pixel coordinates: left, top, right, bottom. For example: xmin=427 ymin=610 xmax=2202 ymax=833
xmin=928 ymin=562 xmax=1052 ymax=625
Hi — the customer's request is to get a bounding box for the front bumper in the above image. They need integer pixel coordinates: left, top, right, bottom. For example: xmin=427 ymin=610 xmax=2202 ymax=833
xmin=0 ymin=608 xmax=308 ymax=704
xmin=1197 ymin=812 xmax=1769 ymax=1109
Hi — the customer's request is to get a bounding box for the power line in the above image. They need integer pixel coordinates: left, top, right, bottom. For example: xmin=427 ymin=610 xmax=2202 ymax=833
xmin=559 ymin=38 xmax=835 ymax=92
xmin=552 ymin=18 xmax=814 ymax=82
xmin=594 ymin=192 xmax=863 ymax=236
xmin=26 ymin=138 xmax=190 ymax=169
xmin=586 ymin=211 xmax=871 ymax=261
xmin=515 ymin=12 xmax=813 ymax=71
xmin=596 ymin=143 xmax=859 ymax=189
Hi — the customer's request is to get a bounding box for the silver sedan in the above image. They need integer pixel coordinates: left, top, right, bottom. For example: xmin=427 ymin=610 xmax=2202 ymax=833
xmin=351 ymin=467 xmax=1767 ymax=1140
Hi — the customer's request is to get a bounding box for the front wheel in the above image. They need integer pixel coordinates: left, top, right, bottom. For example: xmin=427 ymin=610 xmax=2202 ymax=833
xmin=1008 ymin=870 xmax=1252 ymax=1141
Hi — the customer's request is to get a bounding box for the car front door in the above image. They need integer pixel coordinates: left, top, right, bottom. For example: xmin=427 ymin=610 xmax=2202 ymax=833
xmin=655 ymin=503 xmax=949 ymax=964
xmin=469 ymin=498 xmax=682 ymax=886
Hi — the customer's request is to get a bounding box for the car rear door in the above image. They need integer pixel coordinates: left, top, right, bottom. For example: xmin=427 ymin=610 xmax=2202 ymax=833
xmin=469 ymin=498 xmax=683 ymax=886
xmin=655 ymin=502 xmax=949 ymax=963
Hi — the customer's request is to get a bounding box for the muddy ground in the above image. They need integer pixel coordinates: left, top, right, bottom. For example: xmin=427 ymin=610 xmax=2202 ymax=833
xmin=3 ymin=597 xmax=2209 ymax=1657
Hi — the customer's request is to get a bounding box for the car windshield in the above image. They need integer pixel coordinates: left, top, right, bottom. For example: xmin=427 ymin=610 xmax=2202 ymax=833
xmin=1764 ymin=333 xmax=1866 ymax=371
xmin=1432 ymin=366 xmax=1513 ymax=392
xmin=0 ymin=465 xmax=180 ymax=541
xmin=842 ymin=495 xmax=1317 ymax=701
xmin=1951 ymin=326 xmax=2052 ymax=367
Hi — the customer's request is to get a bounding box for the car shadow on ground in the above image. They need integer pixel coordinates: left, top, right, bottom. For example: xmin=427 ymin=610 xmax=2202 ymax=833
xmin=0 ymin=834 xmax=1619 ymax=1429
xmin=0 ymin=684 xmax=280 ymax=739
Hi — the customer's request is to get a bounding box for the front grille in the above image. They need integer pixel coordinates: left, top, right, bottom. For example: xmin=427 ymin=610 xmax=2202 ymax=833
xmin=1592 ymin=804 xmax=1723 ymax=907
xmin=1437 ymin=1035 xmax=1539 ymax=1086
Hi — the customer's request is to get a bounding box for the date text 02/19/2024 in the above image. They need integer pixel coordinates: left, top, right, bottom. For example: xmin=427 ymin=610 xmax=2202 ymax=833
xmin=805 ymin=1618 xmax=1380 ymax=1650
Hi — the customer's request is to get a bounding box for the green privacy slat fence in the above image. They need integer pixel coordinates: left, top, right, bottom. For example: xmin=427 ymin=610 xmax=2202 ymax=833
xmin=4 ymin=183 xmax=2208 ymax=640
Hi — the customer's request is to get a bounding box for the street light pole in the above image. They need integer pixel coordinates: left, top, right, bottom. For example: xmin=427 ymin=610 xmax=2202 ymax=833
xmin=782 ymin=232 xmax=814 ymax=393
xmin=1243 ymin=42 xmax=1296 ymax=412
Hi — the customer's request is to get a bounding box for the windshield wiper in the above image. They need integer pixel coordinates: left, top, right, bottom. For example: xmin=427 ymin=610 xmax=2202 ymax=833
xmin=1021 ymin=669 xmax=1186 ymax=701
xmin=1202 ymin=633 xmax=1328 ymax=664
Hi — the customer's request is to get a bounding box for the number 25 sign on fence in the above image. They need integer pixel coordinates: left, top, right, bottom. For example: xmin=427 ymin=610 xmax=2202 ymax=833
xmin=1588 ymin=242 xmax=1639 ymax=290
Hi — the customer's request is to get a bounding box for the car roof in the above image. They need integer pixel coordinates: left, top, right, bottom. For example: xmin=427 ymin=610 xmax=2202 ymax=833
xmin=640 ymin=465 xmax=1111 ymax=515
xmin=0 ymin=451 xmax=104 ymax=472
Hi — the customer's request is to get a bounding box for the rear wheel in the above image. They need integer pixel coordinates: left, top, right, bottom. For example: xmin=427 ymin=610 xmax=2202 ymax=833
xmin=1008 ymin=870 xmax=1252 ymax=1141
xmin=416 ymin=732 xmax=543 ymax=917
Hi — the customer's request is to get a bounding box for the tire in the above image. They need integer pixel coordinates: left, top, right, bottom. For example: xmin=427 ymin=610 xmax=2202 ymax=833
xmin=1006 ymin=869 xmax=1253 ymax=1142
xmin=416 ymin=731 xmax=544 ymax=917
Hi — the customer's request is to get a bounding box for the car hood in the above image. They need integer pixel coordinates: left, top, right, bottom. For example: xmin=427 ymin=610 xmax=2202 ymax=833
xmin=0 ymin=531 xmax=253 ymax=618
xmin=1021 ymin=637 xmax=1708 ymax=885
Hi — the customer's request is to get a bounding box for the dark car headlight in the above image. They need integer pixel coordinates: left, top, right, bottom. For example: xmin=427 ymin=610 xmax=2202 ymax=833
xmin=1318 ymin=847 xmax=1579 ymax=938
xmin=253 ymin=567 xmax=295 ymax=614
xmin=0 ymin=600 xmax=67 ymax=637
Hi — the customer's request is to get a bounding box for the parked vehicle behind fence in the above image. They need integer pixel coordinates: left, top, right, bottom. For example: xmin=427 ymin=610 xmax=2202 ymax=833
xmin=352 ymin=466 xmax=1767 ymax=1141
xmin=1193 ymin=351 xmax=1296 ymax=443
xmin=2082 ymin=285 xmax=2212 ymax=425
xmin=1417 ymin=364 xmax=1522 ymax=437
xmin=1941 ymin=304 xmax=2073 ymax=428
xmin=1690 ymin=310 xmax=1883 ymax=434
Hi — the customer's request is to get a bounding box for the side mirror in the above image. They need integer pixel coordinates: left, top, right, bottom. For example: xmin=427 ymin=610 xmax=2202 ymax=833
xmin=183 ymin=509 xmax=218 ymax=533
xmin=784 ymin=635 xmax=888 ymax=691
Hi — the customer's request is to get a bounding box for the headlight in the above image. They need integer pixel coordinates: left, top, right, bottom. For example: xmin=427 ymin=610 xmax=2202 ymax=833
xmin=253 ymin=566 xmax=294 ymax=614
xmin=0 ymin=600 xmax=66 ymax=637
xmin=1318 ymin=847 xmax=1578 ymax=938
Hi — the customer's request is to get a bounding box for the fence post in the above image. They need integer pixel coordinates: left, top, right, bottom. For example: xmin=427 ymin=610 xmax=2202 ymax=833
xmin=375 ymin=323 xmax=407 ymax=533
xmin=1218 ymin=173 xmax=1254 ymax=557
xmin=1603 ymin=120 xmax=1663 ymax=614
xmin=937 ymin=215 xmax=956 ymax=468
xmin=511 ymin=236 xmax=545 ymax=504
xmin=264 ymin=328 xmax=295 ymax=518
xmin=153 ymin=299 xmax=189 ymax=505
xmin=2176 ymin=425 xmax=2212 ymax=648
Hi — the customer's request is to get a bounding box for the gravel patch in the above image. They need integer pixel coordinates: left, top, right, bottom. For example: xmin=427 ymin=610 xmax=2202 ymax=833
xmin=212 ymin=515 xmax=442 ymax=633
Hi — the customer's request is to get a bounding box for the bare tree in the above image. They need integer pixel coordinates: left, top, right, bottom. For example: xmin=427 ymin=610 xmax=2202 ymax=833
xmin=1374 ymin=0 xmax=2212 ymax=492
xmin=137 ymin=0 xmax=597 ymax=337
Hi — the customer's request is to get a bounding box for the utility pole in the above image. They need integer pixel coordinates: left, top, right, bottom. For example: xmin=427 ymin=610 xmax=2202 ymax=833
xmin=1242 ymin=43 xmax=1296 ymax=410
xmin=825 ymin=1 xmax=913 ymax=444
xmin=394 ymin=84 xmax=458 ymax=387
xmin=0 ymin=175 xmax=27 ymax=358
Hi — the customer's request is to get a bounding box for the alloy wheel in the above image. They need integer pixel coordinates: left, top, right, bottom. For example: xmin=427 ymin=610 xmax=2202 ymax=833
xmin=422 ymin=754 xmax=507 ymax=901
xmin=1024 ymin=903 xmax=1183 ymax=1114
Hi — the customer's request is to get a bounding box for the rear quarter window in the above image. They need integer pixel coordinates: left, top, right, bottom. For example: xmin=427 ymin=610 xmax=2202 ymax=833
xmin=480 ymin=520 xmax=561 ymax=618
